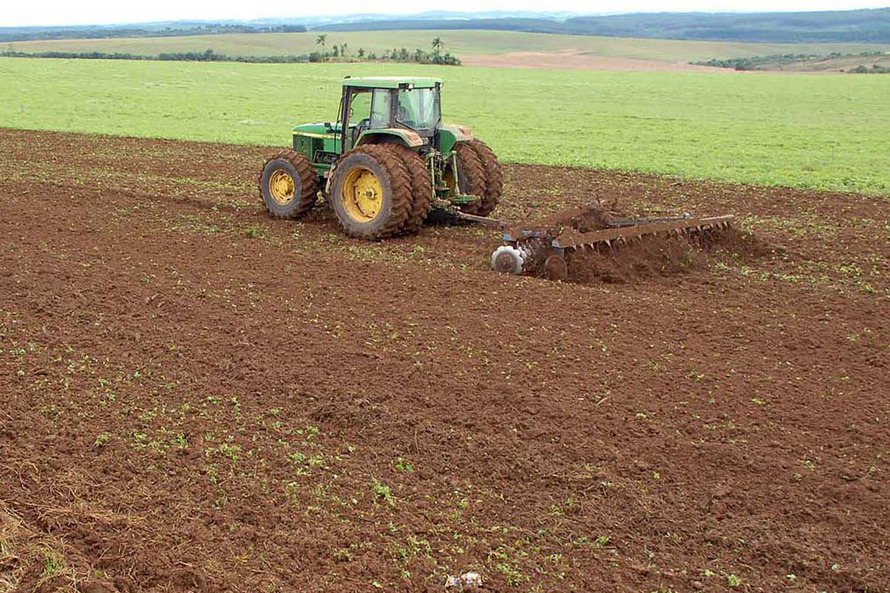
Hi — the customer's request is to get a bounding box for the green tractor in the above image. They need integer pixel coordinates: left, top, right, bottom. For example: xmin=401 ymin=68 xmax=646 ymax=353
xmin=259 ymin=76 xmax=503 ymax=239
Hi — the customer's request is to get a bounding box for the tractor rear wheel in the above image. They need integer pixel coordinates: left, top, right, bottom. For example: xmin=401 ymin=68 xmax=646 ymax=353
xmin=452 ymin=142 xmax=487 ymax=216
xmin=329 ymin=144 xmax=413 ymax=240
xmin=468 ymin=139 xmax=503 ymax=217
xmin=259 ymin=150 xmax=318 ymax=218
xmin=387 ymin=144 xmax=432 ymax=234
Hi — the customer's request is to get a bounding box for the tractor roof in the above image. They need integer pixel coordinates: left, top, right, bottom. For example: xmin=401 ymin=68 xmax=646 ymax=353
xmin=342 ymin=76 xmax=442 ymax=90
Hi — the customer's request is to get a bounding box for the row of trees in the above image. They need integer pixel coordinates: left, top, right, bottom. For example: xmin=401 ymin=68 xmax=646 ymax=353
xmin=849 ymin=64 xmax=890 ymax=74
xmin=697 ymin=51 xmax=890 ymax=72
xmin=1 ymin=49 xmax=311 ymax=64
xmin=1 ymin=37 xmax=463 ymax=66
xmin=312 ymin=35 xmax=460 ymax=65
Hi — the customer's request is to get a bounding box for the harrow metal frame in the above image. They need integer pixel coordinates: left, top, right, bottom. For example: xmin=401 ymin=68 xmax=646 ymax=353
xmin=492 ymin=214 xmax=735 ymax=276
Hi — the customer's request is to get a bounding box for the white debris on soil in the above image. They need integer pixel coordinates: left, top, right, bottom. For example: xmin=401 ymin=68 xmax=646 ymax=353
xmin=444 ymin=571 xmax=483 ymax=588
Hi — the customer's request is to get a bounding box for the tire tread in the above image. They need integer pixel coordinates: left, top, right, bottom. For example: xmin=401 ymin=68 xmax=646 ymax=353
xmin=467 ymin=139 xmax=503 ymax=217
xmin=454 ymin=142 xmax=486 ymax=215
xmin=258 ymin=149 xmax=318 ymax=219
xmin=331 ymin=144 xmax=413 ymax=239
xmin=388 ymin=144 xmax=432 ymax=234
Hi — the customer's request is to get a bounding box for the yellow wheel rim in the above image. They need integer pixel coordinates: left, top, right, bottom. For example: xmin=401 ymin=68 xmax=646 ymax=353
xmin=341 ymin=167 xmax=384 ymax=223
xmin=269 ymin=169 xmax=296 ymax=205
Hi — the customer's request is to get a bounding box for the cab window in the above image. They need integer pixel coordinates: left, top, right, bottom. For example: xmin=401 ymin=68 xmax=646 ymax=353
xmin=370 ymin=90 xmax=393 ymax=128
xmin=349 ymin=90 xmax=372 ymax=126
xmin=396 ymin=87 xmax=439 ymax=130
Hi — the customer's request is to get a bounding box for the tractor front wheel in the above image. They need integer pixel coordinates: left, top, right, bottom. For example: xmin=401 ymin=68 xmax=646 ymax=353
xmin=329 ymin=145 xmax=413 ymax=240
xmin=259 ymin=150 xmax=318 ymax=218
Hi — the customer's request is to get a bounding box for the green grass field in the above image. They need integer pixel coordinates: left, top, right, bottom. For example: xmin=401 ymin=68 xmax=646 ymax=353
xmin=6 ymin=30 xmax=890 ymax=62
xmin=2 ymin=57 xmax=889 ymax=194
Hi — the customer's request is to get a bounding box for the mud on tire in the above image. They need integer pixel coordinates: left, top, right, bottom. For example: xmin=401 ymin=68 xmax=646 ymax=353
xmin=329 ymin=144 xmax=413 ymax=240
xmin=386 ymin=144 xmax=432 ymax=234
xmin=258 ymin=149 xmax=319 ymax=219
xmin=453 ymin=142 xmax=487 ymax=215
xmin=467 ymin=139 xmax=503 ymax=217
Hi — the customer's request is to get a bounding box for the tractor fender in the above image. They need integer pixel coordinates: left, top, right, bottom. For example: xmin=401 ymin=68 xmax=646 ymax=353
xmin=356 ymin=129 xmax=423 ymax=149
xmin=438 ymin=124 xmax=474 ymax=153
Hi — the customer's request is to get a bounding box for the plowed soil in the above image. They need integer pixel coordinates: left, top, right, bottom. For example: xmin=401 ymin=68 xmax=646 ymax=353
xmin=1 ymin=129 xmax=888 ymax=593
xmin=462 ymin=51 xmax=727 ymax=72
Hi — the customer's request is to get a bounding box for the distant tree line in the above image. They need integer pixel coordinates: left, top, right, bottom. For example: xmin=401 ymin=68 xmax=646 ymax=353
xmin=849 ymin=64 xmax=890 ymax=74
xmin=0 ymin=49 xmax=312 ymax=63
xmin=697 ymin=54 xmax=825 ymax=70
xmin=696 ymin=51 xmax=890 ymax=73
xmin=0 ymin=38 xmax=462 ymax=66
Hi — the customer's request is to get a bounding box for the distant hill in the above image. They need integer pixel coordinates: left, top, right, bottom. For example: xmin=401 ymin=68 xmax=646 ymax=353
xmin=315 ymin=9 xmax=890 ymax=44
xmin=0 ymin=23 xmax=306 ymax=43
xmin=2 ymin=8 xmax=889 ymax=44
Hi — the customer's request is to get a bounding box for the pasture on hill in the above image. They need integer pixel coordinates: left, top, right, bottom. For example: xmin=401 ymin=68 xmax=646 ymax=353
xmin=5 ymin=30 xmax=890 ymax=62
xmin=1 ymin=57 xmax=889 ymax=194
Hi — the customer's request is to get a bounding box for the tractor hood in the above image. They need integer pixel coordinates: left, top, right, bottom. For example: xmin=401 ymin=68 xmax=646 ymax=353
xmin=293 ymin=122 xmax=340 ymax=137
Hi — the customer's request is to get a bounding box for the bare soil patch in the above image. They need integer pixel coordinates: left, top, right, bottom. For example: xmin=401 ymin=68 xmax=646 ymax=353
xmin=0 ymin=129 xmax=887 ymax=592
xmin=463 ymin=51 xmax=728 ymax=72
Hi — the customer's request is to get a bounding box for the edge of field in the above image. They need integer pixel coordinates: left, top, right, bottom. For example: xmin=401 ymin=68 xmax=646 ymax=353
xmin=6 ymin=29 xmax=890 ymax=63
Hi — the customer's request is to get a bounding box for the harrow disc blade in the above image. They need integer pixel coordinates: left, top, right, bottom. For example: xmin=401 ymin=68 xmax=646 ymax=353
xmin=543 ymin=254 xmax=568 ymax=281
xmin=563 ymin=215 xmax=734 ymax=253
xmin=491 ymin=245 xmax=525 ymax=275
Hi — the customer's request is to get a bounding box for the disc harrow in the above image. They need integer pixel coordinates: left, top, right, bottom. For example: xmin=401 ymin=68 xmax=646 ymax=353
xmin=491 ymin=214 xmax=735 ymax=278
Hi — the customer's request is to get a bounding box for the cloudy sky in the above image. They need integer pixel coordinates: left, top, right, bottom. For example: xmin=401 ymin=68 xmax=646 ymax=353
xmin=3 ymin=0 xmax=888 ymax=27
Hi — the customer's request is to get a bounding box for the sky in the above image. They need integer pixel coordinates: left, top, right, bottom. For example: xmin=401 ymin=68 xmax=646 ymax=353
xmin=2 ymin=0 xmax=888 ymax=27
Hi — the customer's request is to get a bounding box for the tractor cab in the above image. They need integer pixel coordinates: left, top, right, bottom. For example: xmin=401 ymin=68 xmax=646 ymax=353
xmin=291 ymin=77 xmax=450 ymax=169
xmin=339 ymin=77 xmax=442 ymax=150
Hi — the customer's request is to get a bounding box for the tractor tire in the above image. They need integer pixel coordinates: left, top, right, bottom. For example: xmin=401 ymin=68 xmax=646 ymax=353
xmin=328 ymin=144 xmax=413 ymax=240
xmin=259 ymin=149 xmax=318 ymax=219
xmin=468 ymin=139 xmax=503 ymax=217
xmin=387 ymin=144 xmax=432 ymax=234
xmin=453 ymin=142 xmax=487 ymax=215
